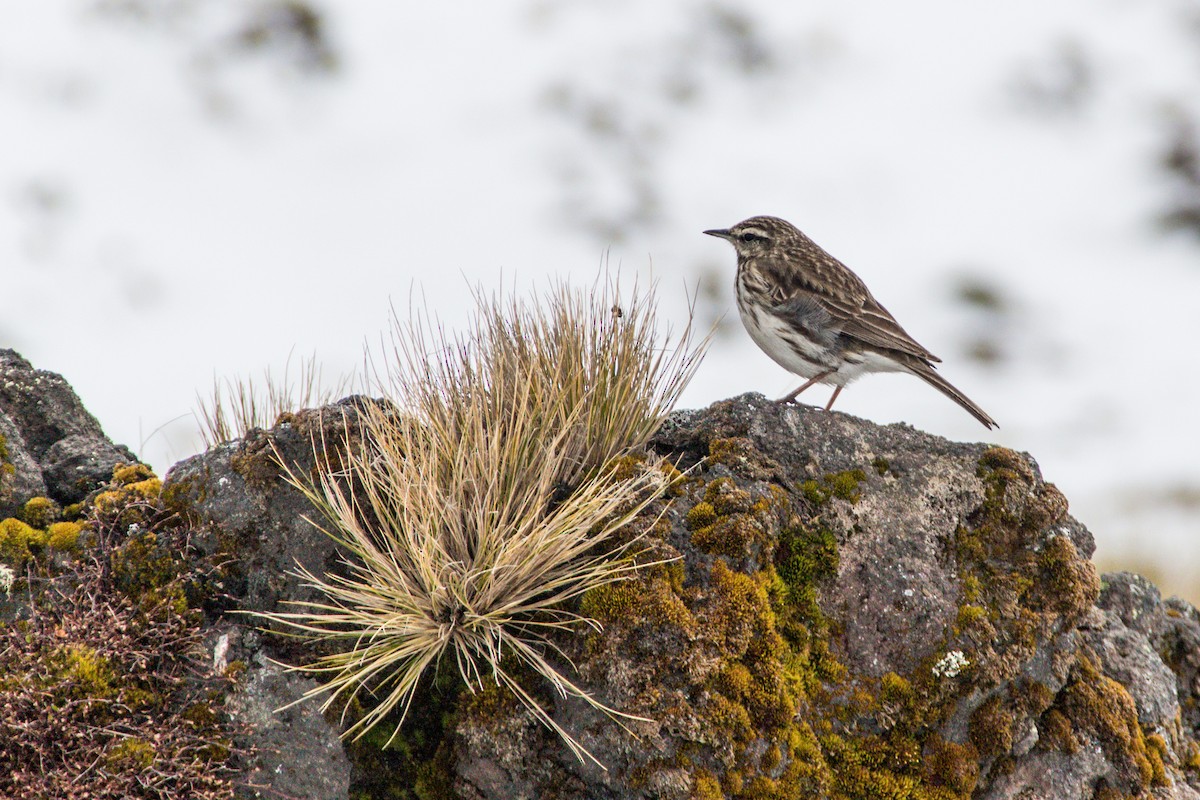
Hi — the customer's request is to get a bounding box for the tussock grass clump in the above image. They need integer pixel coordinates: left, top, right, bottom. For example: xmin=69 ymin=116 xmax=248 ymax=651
xmin=197 ymin=352 xmax=354 ymax=447
xmin=262 ymin=276 xmax=706 ymax=764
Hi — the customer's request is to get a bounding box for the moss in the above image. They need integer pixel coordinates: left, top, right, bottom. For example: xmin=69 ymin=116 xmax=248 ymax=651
xmin=336 ymin=668 xmax=463 ymax=800
xmin=1014 ymin=678 xmax=1055 ymax=717
xmin=870 ymin=456 xmax=890 ymax=476
xmin=223 ymin=660 xmax=248 ymax=682
xmin=776 ymin=520 xmax=838 ymax=594
xmin=969 ymin=695 xmax=1013 ymax=757
xmin=708 ymin=560 xmax=772 ymax=654
xmin=413 ymin=741 xmax=456 ymax=800
xmin=230 ymin=434 xmax=287 ymax=492
xmin=46 ymin=521 xmax=84 ymax=553
xmin=1145 ymin=733 xmax=1169 ymax=786
xmin=924 ymin=735 xmax=979 ymax=795
xmin=159 ymin=477 xmax=196 ymax=514
xmin=52 ymin=644 xmax=114 ymax=699
xmin=685 ymin=478 xmax=787 ymax=560
xmin=609 ymin=452 xmax=648 ymax=482
xmin=19 ymin=497 xmax=60 ymax=528
xmin=110 ymin=529 xmax=189 ymax=616
xmin=105 ymin=737 xmax=156 ymax=769
xmin=0 ymin=433 xmax=12 ymax=479
xmin=960 ymin=575 xmax=982 ymax=604
xmin=685 ymin=501 xmax=718 ymax=530
xmin=129 ymin=477 xmax=163 ymax=500
xmin=826 ymin=469 xmax=867 ymax=502
xmin=692 ymin=514 xmax=764 ymax=559
xmin=706 ymin=437 xmax=782 ymax=480
xmin=0 ymin=517 xmax=47 ymax=569
xmin=880 ymin=672 xmax=914 ymax=705
xmin=800 ymin=469 xmax=868 ymax=506
xmin=1039 ymin=708 xmax=1078 ymax=753
xmin=691 ymin=769 xmax=723 ymax=800
xmin=955 ymin=604 xmax=988 ymax=631
xmin=580 ymin=564 xmax=695 ymax=631
xmin=1184 ymin=741 xmax=1200 ymax=772
xmin=0 ymin=476 xmax=240 ymax=797
xmin=113 ymin=463 xmax=156 ymax=485
xmin=182 ymin=701 xmax=220 ymax=728
xmin=551 ymin=444 xmax=1063 ymax=798
xmin=947 ymin=449 xmax=1099 ymax=699
xmin=1060 ymin=653 xmax=1156 ymax=789
xmin=1029 ymin=535 xmax=1100 ymax=616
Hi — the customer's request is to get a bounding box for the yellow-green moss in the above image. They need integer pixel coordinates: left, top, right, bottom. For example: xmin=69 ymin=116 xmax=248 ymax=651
xmin=775 ymin=520 xmax=838 ymax=603
xmin=1145 ymin=733 xmax=1169 ymax=786
xmin=870 ymin=456 xmax=890 ymax=476
xmin=52 ymin=644 xmax=114 ymax=699
xmin=1039 ymin=708 xmax=1078 ymax=753
xmin=685 ymin=478 xmax=786 ymax=559
xmin=1062 ymin=654 xmax=1155 ymax=789
xmin=104 ymin=737 xmax=156 ymax=769
xmin=0 ymin=433 xmax=12 ymax=478
xmin=800 ymin=469 xmax=868 ymax=506
xmin=19 ymin=496 xmax=60 ymax=528
xmin=691 ymin=768 xmax=723 ymax=800
xmin=969 ymin=695 xmax=1013 ymax=757
xmin=947 ymin=449 xmax=1099 ymax=700
xmin=608 ymin=452 xmax=648 ymax=482
xmin=223 ymin=660 xmax=248 ymax=682
xmin=707 ymin=437 xmax=775 ymax=476
xmin=113 ymin=463 xmax=156 ymax=486
xmin=961 ymin=574 xmax=982 ymax=604
xmin=110 ymin=529 xmax=188 ymax=616
xmin=1184 ymin=741 xmax=1200 ymax=772
xmin=685 ymin=501 xmax=718 ymax=530
xmin=580 ymin=564 xmax=695 ymax=630
xmin=0 ymin=517 xmax=47 ymax=568
xmin=924 ymin=735 xmax=980 ymax=795
xmin=956 ymin=604 xmax=988 ymax=631
xmin=1031 ymin=535 xmax=1100 ymax=616
xmin=46 ymin=521 xmax=84 ymax=553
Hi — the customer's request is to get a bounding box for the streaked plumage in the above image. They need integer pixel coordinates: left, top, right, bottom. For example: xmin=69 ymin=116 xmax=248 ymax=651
xmin=705 ymin=215 xmax=997 ymax=429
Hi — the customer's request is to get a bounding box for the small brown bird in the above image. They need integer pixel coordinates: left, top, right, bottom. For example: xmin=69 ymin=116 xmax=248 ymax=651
xmin=705 ymin=215 xmax=997 ymax=429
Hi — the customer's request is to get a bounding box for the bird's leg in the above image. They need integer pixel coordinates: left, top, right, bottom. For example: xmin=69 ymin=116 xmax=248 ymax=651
xmin=777 ymin=370 xmax=834 ymax=404
xmin=824 ymin=385 xmax=844 ymax=411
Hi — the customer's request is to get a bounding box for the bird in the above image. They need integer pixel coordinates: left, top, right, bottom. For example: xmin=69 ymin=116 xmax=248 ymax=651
xmin=704 ymin=215 xmax=997 ymax=429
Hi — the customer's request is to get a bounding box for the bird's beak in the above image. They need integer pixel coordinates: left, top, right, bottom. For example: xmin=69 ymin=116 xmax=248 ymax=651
xmin=704 ymin=228 xmax=733 ymax=240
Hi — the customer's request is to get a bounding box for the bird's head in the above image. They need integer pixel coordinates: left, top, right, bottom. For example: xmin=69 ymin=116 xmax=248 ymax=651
xmin=703 ymin=215 xmax=798 ymax=259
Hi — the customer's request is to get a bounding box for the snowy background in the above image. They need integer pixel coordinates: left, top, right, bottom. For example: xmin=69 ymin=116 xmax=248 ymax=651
xmin=2 ymin=1 xmax=1198 ymax=600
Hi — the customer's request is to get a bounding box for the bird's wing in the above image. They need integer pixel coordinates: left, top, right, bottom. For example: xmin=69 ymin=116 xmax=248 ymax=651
xmin=767 ymin=246 xmax=942 ymax=363
xmin=773 ymin=294 xmax=841 ymax=350
xmin=837 ymin=294 xmax=942 ymax=363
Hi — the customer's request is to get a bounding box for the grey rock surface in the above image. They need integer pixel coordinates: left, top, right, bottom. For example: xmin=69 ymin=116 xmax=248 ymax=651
xmin=224 ymin=646 xmax=351 ymax=800
xmin=0 ymin=348 xmax=135 ymax=513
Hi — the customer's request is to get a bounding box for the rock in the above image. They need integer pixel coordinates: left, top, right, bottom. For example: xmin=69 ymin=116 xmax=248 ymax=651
xmin=7 ymin=351 xmax=1199 ymax=800
xmin=221 ymin=627 xmax=352 ymax=800
xmin=438 ymin=394 xmax=1200 ymax=800
xmin=162 ymin=400 xmax=370 ymax=798
xmin=0 ymin=411 xmax=47 ymax=518
xmin=167 ymin=391 xmax=1200 ymax=799
xmin=163 ymin=398 xmax=369 ymax=622
xmin=0 ymin=349 xmax=136 ymax=513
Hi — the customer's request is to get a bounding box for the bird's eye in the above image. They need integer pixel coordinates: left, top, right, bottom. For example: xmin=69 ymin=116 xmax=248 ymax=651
xmin=739 ymin=232 xmax=764 ymax=243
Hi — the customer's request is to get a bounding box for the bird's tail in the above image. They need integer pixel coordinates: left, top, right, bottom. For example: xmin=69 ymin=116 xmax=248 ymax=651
xmin=906 ymin=361 xmax=998 ymax=430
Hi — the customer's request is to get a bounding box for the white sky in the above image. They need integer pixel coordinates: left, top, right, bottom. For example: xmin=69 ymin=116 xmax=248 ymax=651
xmin=2 ymin=0 xmax=1198 ymax=597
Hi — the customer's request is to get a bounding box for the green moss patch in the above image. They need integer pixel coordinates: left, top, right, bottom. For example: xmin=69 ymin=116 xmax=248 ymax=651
xmin=0 ymin=461 xmax=240 ymax=799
